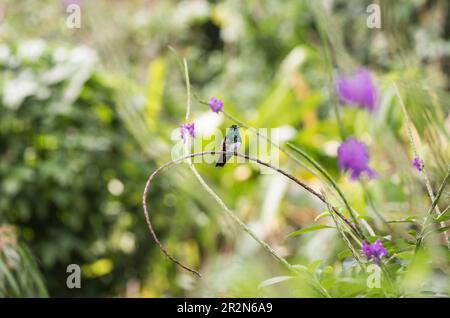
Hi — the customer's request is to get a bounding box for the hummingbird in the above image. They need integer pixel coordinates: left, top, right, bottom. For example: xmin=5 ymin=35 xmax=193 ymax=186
xmin=216 ymin=125 xmax=242 ymax=167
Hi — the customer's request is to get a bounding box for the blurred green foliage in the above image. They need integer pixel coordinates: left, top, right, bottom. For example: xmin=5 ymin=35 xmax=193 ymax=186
xmin=0 ymin=225 xmax=47 ymax=297
xmin=0 ymin=41 xmax=160 ymax=296
xmin=0 ymin=0 xmax=449 ymax=297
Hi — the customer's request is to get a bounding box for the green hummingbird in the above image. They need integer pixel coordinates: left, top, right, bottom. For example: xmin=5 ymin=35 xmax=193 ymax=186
xmin=216 ymin=125 xmax=242 ymax=167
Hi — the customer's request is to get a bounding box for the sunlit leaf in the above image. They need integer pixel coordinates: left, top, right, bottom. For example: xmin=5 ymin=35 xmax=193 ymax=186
xmin=257 ymin=276 xmax=292 ymax=289
xmin=314 ymin=211 xmax=331 ymax=221
xmin=145 ymin=57 xmax=167 ymax=129
xmin=287 ymin=225 xmax=334 ymax=238
xmin=387 ymin=216 xmax=417 ymax=224
xmin=435 ymin=206 xmax=450 ymax=222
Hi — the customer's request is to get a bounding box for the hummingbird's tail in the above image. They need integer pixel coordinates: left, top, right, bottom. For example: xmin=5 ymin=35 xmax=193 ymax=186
xmin=215 ymin=153 xmax=229 ymax=167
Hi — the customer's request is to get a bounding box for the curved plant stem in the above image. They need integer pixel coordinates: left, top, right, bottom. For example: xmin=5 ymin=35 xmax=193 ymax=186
xmin=142 ymin=151 xmax=360 ymax=276
xmin=142 ymin=161 xmax=201 ymax=276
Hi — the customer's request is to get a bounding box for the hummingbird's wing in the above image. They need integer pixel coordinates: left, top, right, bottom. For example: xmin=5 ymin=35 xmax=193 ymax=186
xmin=215 ymin=136 xmax=229 ymax=167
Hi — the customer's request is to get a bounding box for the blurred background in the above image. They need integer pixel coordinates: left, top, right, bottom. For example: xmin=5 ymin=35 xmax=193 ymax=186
xmin=0 ymin=0 xmax=449 ymax=297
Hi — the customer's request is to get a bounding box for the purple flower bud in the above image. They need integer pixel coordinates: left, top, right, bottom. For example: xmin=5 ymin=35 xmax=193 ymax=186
xmin=335 ymin=68 xmax=378 ymax=112
xmin=209 ymin=97 xmax=224 ymax=113
xmin=180 ymin=122 xmax=195 ymax=142
xmin=337 ymin=138 xmax=377 ymax=181
xmin=412 ymin=157 xmax=423 ymax=172
xmin=362 ymin=240 xmax=372 ymax=257
xmin=362 ymin=240 xmax=388 ymax=264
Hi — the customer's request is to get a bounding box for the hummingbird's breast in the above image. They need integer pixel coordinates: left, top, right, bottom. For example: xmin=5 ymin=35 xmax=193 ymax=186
xmin=227 ymin=141 xmax=241 ymax=153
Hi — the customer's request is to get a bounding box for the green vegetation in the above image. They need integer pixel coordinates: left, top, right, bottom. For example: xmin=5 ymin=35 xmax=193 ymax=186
xmin=0 ymin=0 xmax=449 ymax=297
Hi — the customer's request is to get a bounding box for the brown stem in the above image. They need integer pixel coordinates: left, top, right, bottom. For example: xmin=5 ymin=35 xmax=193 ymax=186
xmin=236 ymin=153 xmax=359 ymax=236
xmin=142 ymin=151 xmax=359 ymax=276
xmin=142 ymin=161 xmax=201 ymax=277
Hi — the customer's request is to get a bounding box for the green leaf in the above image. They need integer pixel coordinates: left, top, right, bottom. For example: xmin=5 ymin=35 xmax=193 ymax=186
xmin=395 ymin=250 xmax=414 ymax=260
xmin=16 ymin=245 xmax=48 ymax=297
xmin=423 ymin=225 xmax=450 ymax=239
xmin=307 ymin=259 xmax=323 ymax=272
xmin=287 ymin=225 xmax=334 ymax=238
xmin=145 ymin=57 xmax=167 ymax=129
xmin=435 ymin=206 xmax=450 ymax=222
xmin=0 ymin=260 xmax=21 ymax=297
xmin=437 ymin=225 xmax=450 ymax=233
xmin=255 ymin=47 xmax=308 ymax=127
xmin=258 ymin=276 xmax=292 ymax=289
xmin=337 ymin=250 xmax=353 ymax=260
xmin=358 ymin=215 xmax=374 ymax=222
xmin=387 ymin=216 xmax=417 ymax=224
xmin=314 ymin=211 xmax=331 ymax=221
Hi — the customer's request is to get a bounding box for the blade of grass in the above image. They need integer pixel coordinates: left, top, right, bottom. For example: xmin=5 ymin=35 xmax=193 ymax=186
xmin=415 ymin=168 xmax=450 ymax=252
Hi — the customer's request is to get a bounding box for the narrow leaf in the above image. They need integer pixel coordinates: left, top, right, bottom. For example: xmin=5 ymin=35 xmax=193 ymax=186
xmin=388 ymin=216 xmax=417 ymax=224
xmin=258 ymin=276 xmax=292 ymax=289
xmin=435 ymin=205 xmax=450 ymax=222
xmin=288 ymin=225 xmax=334 ymax=238
xmin=314 ymin=211 xmax=331 ymax=221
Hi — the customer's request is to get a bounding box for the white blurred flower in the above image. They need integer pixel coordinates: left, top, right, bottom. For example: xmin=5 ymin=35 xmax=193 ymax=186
xmin=3 ymin=71 xmax=38 ymax=109
xmin=18 ymin=39 xmax=46 ymax=62
xmin=63 ymin=46 xmax=98 ymax=102
xmin=276 ymin=125 xmax=296 ymax=143
xmin=42 ymin=46 xmax=97 ymax=93
xmin=215 ymin=6 xmax=244 ymax=44
xmin=69 ymin=45 xmax=97 ymax=64
xmin=52 ymin=47 xmax=69 ymax=63
xmin=323 ymin=140 xmax=340 ymax=156
xmin=172 ymin=0 xmax=209 ymax=29
xmin=0 ymin=44 xmax=11 ymax=64
xmin=194 ymin=111 xmax=224 ymax=137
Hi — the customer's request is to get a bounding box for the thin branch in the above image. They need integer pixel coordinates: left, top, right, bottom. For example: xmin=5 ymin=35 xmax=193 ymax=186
xmin=142 ymin=151 xmax=360 ymax=275
xmin=286 ymin=143 xmax=372 ymax=238
xmin=237 ymin=152 xmax=359 ymax=234
xmin=142 ymin=160 xmax=201 ymax=277
xmin=193 ymin=94 xmax=367 ymax=239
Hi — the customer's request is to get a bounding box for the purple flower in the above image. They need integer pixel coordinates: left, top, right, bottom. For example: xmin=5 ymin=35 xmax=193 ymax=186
xmin=337 ymin=138 xmax=377 ymax=181
xmin=335 ymin=68 xmax=378 ymax=112
xmin=362 ymin=240 xmax=388 ymax=264
xmin=209 ymin=97 xmax=224 ymax=113
xmin=180 ymin=122 xmax=195 ymax=142
xmin=412 ymin=157 xmax=423 ymax=172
